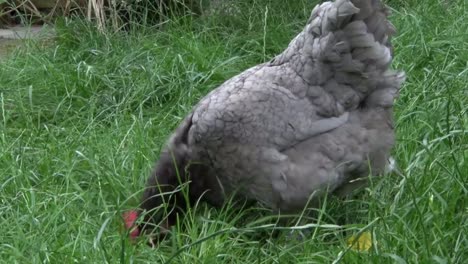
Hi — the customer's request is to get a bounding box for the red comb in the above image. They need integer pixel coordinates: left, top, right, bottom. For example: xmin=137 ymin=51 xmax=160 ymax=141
xmin=123 ymin=210 xmax=140 ymax=240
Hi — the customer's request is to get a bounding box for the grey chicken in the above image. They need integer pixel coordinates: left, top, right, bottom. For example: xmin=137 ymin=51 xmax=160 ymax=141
xmin=136 ymin=0 xmax=405 ymax=234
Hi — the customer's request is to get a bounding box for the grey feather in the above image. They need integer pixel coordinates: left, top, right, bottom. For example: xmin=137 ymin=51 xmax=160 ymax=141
xmin=141 ymin=0 xmax=406 ymax=218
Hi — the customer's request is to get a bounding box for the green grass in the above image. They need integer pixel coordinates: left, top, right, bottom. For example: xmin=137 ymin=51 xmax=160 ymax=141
xmin=0 ymin=0 xmax=467 ymax=263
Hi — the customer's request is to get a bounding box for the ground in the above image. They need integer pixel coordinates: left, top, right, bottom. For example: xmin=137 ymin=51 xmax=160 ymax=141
xmin=0 ymin=38 xmax=19 ymax=60
xmin=0 ymin=25 xmax=53 ymax=60
xmin=0 ymin=0 xmax=466 ymax=263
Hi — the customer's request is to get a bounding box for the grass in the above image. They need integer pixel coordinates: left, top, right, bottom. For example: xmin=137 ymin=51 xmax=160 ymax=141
xmin=0 ymin=0 xmax=467 ymax=263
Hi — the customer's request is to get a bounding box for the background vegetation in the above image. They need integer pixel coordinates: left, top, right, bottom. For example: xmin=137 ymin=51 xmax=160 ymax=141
xmin=0 ymin=0 xmax=466 ymax=263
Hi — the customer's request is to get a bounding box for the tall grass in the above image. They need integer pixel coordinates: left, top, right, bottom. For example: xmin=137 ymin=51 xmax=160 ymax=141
xmin=0 ymin=0 xmax=466 ymax=263
xmin=1 ymin=0 xmax=200 ymax=30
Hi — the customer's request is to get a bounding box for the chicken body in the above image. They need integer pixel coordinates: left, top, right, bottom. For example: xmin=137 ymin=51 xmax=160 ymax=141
xmin=141 ymin=0 xmax=405 ymax=223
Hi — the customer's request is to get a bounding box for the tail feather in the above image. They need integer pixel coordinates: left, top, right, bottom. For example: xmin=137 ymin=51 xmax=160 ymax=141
xmin=273 ymin=0 xmax=405 ymax=110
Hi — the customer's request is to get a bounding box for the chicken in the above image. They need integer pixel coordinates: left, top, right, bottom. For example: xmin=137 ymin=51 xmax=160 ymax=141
xmin=136 ymin=0 xmax=405 ymax=234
